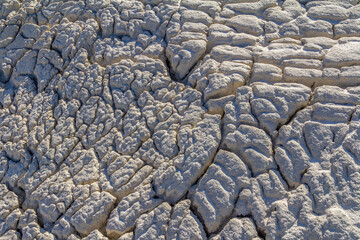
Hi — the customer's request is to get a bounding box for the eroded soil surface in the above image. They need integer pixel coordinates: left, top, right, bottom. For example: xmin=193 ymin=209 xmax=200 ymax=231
xmin=1 ymin=0 xmax=360 ymax=239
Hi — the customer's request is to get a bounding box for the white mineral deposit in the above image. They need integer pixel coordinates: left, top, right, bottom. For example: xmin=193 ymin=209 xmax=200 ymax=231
xmin=1 ymin=0 xmax=360 ymax=239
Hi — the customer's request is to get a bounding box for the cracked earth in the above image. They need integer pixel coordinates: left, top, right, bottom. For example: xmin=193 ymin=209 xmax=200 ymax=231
xmin=1 ymin=0 xmax=360 ymax=239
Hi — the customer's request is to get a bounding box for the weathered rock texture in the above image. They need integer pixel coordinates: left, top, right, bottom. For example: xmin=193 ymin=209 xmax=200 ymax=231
xmin=1 ymin=0 xmax=360 ymax=239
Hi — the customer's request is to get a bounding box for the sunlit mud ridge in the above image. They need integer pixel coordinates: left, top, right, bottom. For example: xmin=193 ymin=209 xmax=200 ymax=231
xmin=1 ymin=0 xmax=360 ymax=239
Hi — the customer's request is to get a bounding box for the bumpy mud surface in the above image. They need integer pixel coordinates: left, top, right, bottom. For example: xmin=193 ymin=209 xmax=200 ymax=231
xmin=1 ymin=0 xmax=360 ymax=239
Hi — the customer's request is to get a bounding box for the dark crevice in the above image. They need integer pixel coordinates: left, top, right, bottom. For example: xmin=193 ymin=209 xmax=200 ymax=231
xmin=252 ymin=217 xmax=266 ymax=239
xmin=245 ymin=58 xmax=255 ymax=86
xmin=275 ymin=105 xmax=309 ymax=134
xmin=235 ymin=213 xmax=266 ymax=239
xmin=102 ymin=201 xmax=118 ymax=239
xmin=271 ymin=124 xmax=293 ymax=190
xmin=5 ymin=183 xmax=26 ymax=206
xmin=348 ymin=105 xmax=357 ymax=124
xmin=248 ymin=91 xmax=260 ymax=127
xmin=165 ymin=50 xmax=206 ymax=85
xmin=0 ymin=69 xmax=8 ymax=83
xmin=189 ymin=203 xmax=211 ymax=237
xmin=165 ymin=56 xmax=179 ymax=83
xmin=275 ymin=160 xmax=292 ymax=190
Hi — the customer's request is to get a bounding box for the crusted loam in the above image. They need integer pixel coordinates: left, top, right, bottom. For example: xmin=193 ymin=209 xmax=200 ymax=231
xmin=1 ymin=0 xmax=360 ymax=239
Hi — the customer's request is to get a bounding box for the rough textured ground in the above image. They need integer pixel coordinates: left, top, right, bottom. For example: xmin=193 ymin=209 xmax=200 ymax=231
xmin=1 ymin=0 xmax=360 ymax=239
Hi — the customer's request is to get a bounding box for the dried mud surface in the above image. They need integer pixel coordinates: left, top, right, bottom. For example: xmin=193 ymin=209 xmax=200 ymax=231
xmin=1 ymin=0 xmax=360 ymax=239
